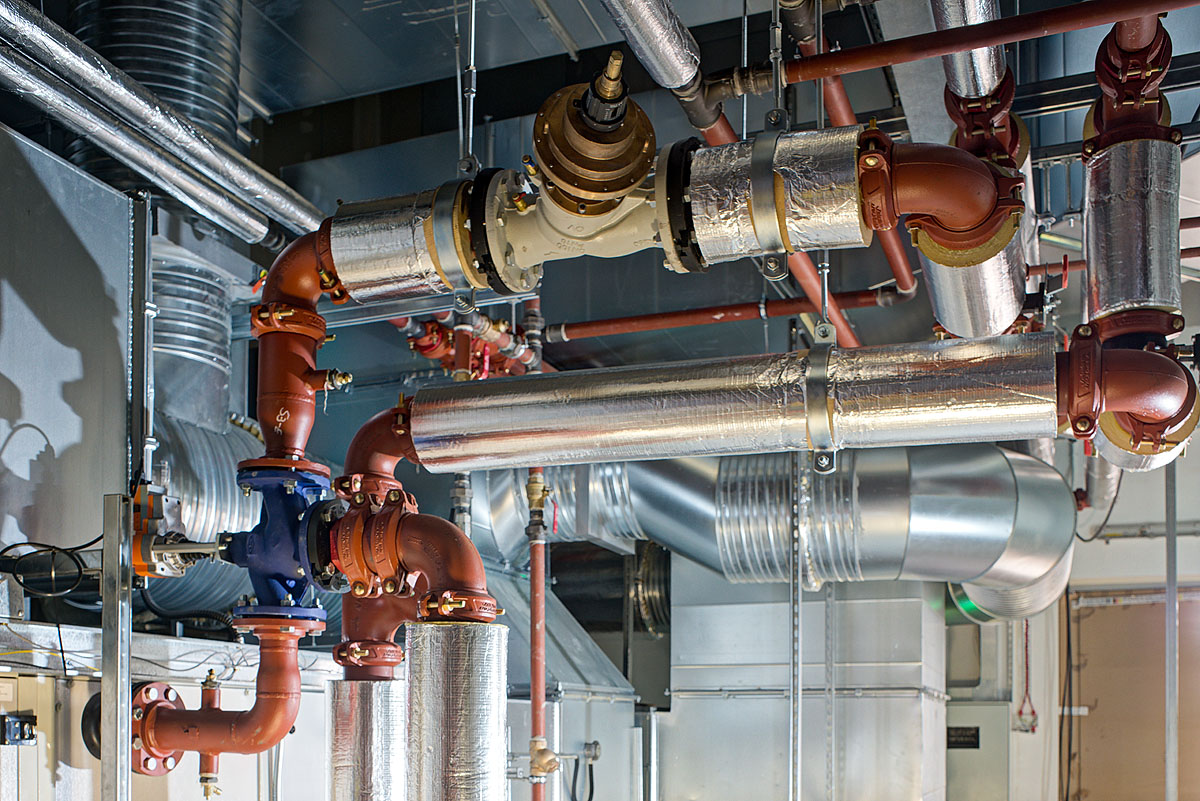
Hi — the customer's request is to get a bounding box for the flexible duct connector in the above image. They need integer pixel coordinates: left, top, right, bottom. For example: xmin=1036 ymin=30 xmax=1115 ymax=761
xmin=595 ymin=0 xmax=700 ymax=89
xmin=411 ymin=333 xmax=1058 ymax=472
xmin=714 ymin=454 xmax=792 ymax=583
xmin=931 ymin=0 xmax=1006 ymax=98
xmin=1084 ymin=138 xmax=1182 ymax=319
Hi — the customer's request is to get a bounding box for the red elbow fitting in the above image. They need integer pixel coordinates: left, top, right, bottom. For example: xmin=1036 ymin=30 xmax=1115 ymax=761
xmin=131 ymin=616 xmax=324 ymax=779
xmin=857 ymin=126 xmax=1024 ymax=266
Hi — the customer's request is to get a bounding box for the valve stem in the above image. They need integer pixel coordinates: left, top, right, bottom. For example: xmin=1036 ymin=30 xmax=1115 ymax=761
xmin=595 ymin=50 xmax=624 ymax=101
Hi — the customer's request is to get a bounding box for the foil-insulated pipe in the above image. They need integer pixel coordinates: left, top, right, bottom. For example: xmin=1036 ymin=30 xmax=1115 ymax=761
xmin=1077 ymin=453 xmax=1122 ymax=540
xmin=1084 ymin=138 xmax=1182 ymax=320
xmin=921 ymin=235 xmax=1026 ymax=338
xmin=595 ymin=0 xmax=700 ymax=89
xmin=404 ymin=622 xmax=508 ymax=801
xmin=688 ymin=126 xmax=868 ymax=265
xmin=931 ymin=0 xmax=1006 ymax=98
xmin=0 ymin=44 xmax=273 ymax=244
xmin=0 ymin=0 xmax=322 ymax=234
xmin=329 ymin=680 xmax=406 ymax=801
xmin=329 ymin=185 xmax=480 ymax=303
xmin=410 ymin=333 xmax=1059 ymax=472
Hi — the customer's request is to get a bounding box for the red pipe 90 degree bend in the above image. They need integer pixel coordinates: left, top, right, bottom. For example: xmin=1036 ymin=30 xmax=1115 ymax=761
xmin=132 ymin=616 xmax=324 ymax=783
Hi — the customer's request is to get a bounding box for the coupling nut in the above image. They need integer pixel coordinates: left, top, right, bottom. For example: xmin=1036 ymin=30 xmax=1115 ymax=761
xmin=530 ymin=737 xmax=560 ymax=776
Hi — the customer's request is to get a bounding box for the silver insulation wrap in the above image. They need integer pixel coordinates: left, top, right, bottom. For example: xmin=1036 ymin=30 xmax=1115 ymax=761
xmin=411 ymin=352 xmax=810 ymax=471
xmin=0 ymin=44 xmax=271 ymax=243
xmin=404 ymin=623 xmax=508 ymax=801
xmin=411 ymin=335 xmax=1059 ymax=472
xmin=0 ymin=0 xmax=323 ymax=234
xmin=329 ymin=680 xmax=406 ymax=801
xmin=829 ymin=333 xmax=1058 ymax=448
xmin=595 ymin=0 xmax=699 ymax=89
xmin=1084 ymin=138 xmax=1182 ymax=319
xmin=921 ymin=234 xmax=1026 ymax=338
xmin=932 ymin=0 xmax=1005 ymax=98
xmin=330 ymin=191 xmax=450 ymax=303
xmin=689 ymin=126 xmax=867 ymax=265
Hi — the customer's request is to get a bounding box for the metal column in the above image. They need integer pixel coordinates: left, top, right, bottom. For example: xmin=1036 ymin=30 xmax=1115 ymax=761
xmin=101 ymin=494 xmax=133 ymax=801
xmin=1165 ymin=462 xmax=1178 ymax=801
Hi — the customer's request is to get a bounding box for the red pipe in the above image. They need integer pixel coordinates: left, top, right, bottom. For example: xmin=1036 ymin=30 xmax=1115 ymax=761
xmin=547 ymin=290 xmax=888 ymax=342
xmin=244 ymin=220 xmax=347 ymax=476
xmin=337 ymin=406 xmax=417 ymax=498
xmin=1181 ymin=217 xmax=1200 ymax=231
xmin=529 ymin=468 xmax=548 ymax=801
xmin=799 ymin=37 xmax=917 ymax=297
xmin=1115 ymin=16 xmax=1162 ymax=50
xmin=703 ymin=113 xmax=861 ymax=346
xmin=138 ymin=617 xmax=322 ymax=759
xmin=783 ymin=0 xmax=1191 ymax=83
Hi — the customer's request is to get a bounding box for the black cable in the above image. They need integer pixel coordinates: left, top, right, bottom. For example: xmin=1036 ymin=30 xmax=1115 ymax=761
xmin=586 ymin=763 xmax=595 ymax=801
xmin=1075 ymin=472 xmax=1123 ymax=543
xmin=0 ymin=541 xmax=86 ymax=597
xmin=566 ymin=757 xmax=581 ymax=801
xmin=139 ymin=584 xmax=235 ymax=635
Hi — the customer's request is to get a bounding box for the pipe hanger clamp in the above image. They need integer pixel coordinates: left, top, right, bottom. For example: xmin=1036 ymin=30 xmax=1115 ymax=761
xmin=750 ymin=109 xmax=790 ymax=281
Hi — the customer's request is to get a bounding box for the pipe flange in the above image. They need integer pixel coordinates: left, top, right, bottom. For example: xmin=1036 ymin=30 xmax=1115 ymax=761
xmin=654 ymin=138 xmax=706 ymax=274
xmin=430 ymin=180 xmax=488 ymax=294
xmin=945 ymin=68 xmax=1021 ymax=164
xmin=132 ymin=682 xmax=185 ymax=776
xmin=472 ymin=169 xmax=543 ymax=294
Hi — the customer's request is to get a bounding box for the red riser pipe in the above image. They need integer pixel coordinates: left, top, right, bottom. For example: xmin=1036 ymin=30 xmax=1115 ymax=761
xmin=529 ymin=468 xmax=547 ymax=801
xmin=785 ymin=0 xmax=1195 ymax=83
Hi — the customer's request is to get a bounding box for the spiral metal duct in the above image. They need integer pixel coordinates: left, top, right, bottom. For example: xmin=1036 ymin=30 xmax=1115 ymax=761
xmin=151 ymin=253 xmax=233 ymax=432
xmin=68 ymin=0 xmax=244 ymax=187
xmin=475 ymin=444 xmax=1076 ymax=620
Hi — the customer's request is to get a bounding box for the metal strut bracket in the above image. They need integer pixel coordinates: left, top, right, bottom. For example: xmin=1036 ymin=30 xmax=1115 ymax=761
xmin=805 ymin=322 xmax=837 ymax=474
xmin=750 ymin=109 xmax=790 ymax=281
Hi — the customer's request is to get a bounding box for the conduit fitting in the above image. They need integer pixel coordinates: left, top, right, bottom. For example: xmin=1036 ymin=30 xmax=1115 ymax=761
xmin=242 ymin=222 xmax=350 ymax=479
xmin=532 ymin=53 xmax=655 ymax=216
xmin=671 ymin=71 xmax=725 ymax=132
xmin=131 ymin=616 xmax=324 ymax=782
xmin=530 ymin=737 xmax=560 ymax=777
xmin=1086 ymin=17 xmax=1178 ymax=150
xmin=1056 ymin=324 xmax=1198 ymax=470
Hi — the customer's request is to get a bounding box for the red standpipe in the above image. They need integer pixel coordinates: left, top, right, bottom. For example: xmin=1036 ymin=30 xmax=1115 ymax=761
xmin=784 ymin=0 xmax=1191 ymax=83
xmin=799 ymin=37 xmax=918 ymax=298
xmin=529 ymin=466 xmax=549 ymax=801
xmin=703 ymin=113 xmax=862 ymax=347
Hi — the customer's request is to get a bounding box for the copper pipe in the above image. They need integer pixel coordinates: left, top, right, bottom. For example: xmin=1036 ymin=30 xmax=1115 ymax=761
xmin=528 ymin=467 xmax=548 ymax=801
xmin=700 ymin=114 xmax=739 ymax=148
xmin=452 ymin=321 xmax=473 ymax=382
xmin=1181 ymin=217 xmax=1200 ymax=232
xmin=1115 ymin=15 xmax=1162 ymax=50
xmin=144 ymin=620 xmax=316 ymax=755
xmin=546 ymin=290 xmax=890 ymax=342
xmin=1184 ymin=246 xmax=1200 ymax=260
xmin=799 ymin=38 xmax=857 ymax=125
xmin=783 ymin=0 xmax=1197 ymax=83
xmin=1026 ymin=258 xmax=1086 ymax=277
xmin=891 ymin=143 xmax=1000 ymax=232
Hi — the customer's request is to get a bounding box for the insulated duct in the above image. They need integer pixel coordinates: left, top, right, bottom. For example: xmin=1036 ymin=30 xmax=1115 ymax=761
xmin=410 ymin=333 xmax=1059 ymax=472
xmin=687 ymin=126 xmax=870 ymax=264
xmin=595 ymin=0 xmax=700 ymax=89
xmin=921 ymin=235 xmax=1027 ymax=338
xmin=329 ymin=680 xmax=406 ymax=801
xmin=1084 ymin=138 xmax=1182 ymax=319
xmin=932 ymin=0 xmax=1006 ymax=98
xmin=404 ymin=622 xmax=508 ymax=801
